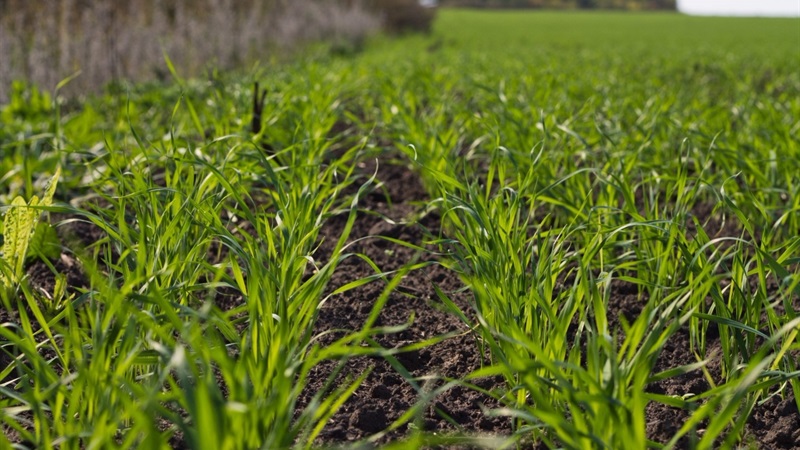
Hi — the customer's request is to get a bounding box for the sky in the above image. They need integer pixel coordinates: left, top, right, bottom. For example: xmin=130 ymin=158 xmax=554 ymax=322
xmin=677 ymin=0 xmax=800 ymax=17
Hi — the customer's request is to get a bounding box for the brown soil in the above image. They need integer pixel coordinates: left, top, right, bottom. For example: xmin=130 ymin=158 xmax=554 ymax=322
xmin=294 ymin=161 xmax=512 ymax=446
xmin=2 ymin=159 xmax=798 ymax=449
xmin=290 ymin=160 xmax=800 ymax=449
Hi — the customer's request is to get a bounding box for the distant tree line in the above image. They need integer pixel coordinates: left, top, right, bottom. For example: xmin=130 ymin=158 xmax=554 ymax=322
xmin=439 ymin=0 xmax=675 ymax=9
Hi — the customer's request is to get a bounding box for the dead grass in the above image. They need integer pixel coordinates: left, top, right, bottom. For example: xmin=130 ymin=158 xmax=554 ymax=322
xmin=0 ymin=0 xmax=382 ymax=101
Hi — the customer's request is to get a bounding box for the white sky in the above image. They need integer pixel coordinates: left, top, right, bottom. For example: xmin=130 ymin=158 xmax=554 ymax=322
xmin=677 ymin=0 xmax=800 ymax=17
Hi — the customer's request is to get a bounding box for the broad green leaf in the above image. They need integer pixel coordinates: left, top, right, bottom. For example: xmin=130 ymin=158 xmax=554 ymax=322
xmin=2 ymin=196 xmax=33 ymax=284
xmin=41 ymin=166 xmax=60 ymax=207
xmin=28 ymin=221 xmax=61 ymax=260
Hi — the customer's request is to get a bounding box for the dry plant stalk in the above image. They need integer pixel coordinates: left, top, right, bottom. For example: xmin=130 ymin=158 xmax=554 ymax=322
xmin=0 ymin=0 xmax=381 ymax=102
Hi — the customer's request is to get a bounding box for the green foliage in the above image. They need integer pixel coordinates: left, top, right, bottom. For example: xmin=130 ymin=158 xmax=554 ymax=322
xmin=28 ymin=221 xmax=62 ymax=261
xmin=363 ymin=10 xmax=799 ymax=448
xmin=1 ymin=166 xmax=60 ymax=286
xmin=0 ymin=81 xmax=52 ymax=123
xmin=1 ymin=9 xmax=799 ymax=450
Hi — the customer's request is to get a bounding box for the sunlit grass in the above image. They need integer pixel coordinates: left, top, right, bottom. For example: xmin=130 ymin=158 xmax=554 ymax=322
xmin=2 ymin=9 xmax=799 ymax=450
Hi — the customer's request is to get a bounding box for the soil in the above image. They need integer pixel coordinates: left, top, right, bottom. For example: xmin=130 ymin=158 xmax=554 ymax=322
xmin=294 ymin=160 xmax=513 ymax=447
xmin=2 ymin=158 xmax=799 ymax=449
xmin=292 ymin=160 xmax=800 ymax=449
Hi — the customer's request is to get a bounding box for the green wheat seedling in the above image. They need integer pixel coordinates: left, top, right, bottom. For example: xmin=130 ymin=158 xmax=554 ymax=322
xmin=2 ymin=10 xmax=800 ymax=450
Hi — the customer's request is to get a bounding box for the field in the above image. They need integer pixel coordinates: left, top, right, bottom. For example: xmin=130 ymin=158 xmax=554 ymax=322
xmin=2 ymin=9 xmax=800 ymax=449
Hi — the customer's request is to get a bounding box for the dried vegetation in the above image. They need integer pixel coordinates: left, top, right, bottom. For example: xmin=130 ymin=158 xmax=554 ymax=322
xmin=0 ymin=0 xmax=435 ymax=101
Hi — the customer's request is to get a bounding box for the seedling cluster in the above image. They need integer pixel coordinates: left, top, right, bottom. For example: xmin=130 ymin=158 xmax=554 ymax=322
xmin=1 ymin=10 xmax=798 ymax=450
